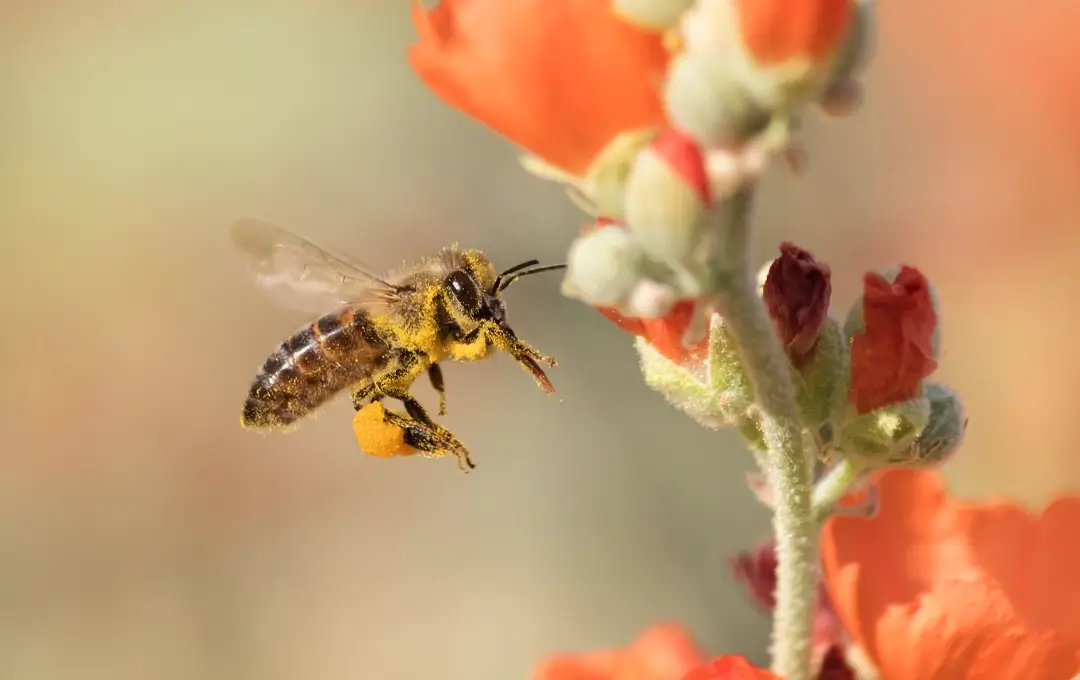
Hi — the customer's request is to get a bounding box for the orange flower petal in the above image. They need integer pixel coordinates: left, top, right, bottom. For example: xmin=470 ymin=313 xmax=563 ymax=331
xmin=822 ymin=469 xmax=1080 ymax=680
xmin=534 ymin=623 xmax=706 ymax=680
xmin=534 ymin=650 xmax=621 ymax=680
xmin=600 ymin=300 xmax=706 ymax=364
xmin=734 ymin=0 xmax=854 ymax=65
xmin=409 ymin=0 xmax=669 ymax=175
xmin=681 ymin=655 xmax=780 ymax=680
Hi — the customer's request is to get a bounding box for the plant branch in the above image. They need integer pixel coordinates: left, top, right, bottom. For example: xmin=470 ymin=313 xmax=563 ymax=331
xmin=811 ymin=458 xmax=869 ymax=522
xmin=712 ymin=189 xmax=817 ymax=680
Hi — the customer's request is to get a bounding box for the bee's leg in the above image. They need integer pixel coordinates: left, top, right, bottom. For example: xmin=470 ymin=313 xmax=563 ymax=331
xmin=427 ymin=364 xmax=448 ymax=416
xmin=351 ymin=384 xmax=378 ymax=411
xmin=384 ymin=389 xmax=474 ymax=472
xmin=381 ymin=392 xmax=474 ymax=472
xmin=481 ymin=322 xmax=557 ymax=394
xmin=349 ymin=350 xmax=426 ymax=411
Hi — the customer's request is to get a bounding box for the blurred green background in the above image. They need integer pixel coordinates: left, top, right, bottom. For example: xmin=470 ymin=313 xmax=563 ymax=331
xmin=2 ymin=2 xmax=1079 ymax=679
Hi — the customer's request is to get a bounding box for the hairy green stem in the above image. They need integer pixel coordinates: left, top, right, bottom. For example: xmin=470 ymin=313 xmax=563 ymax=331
xmin=811 ymin=458 xmax=868 ymax=522
xmin=713 ymin=190 xmax=816 ymax=680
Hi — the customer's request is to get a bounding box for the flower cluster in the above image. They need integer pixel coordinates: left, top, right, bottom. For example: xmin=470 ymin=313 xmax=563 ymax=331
xmin=403 ymin=0 xmax=1080 ymax=677
xmin=639 ymin=243 xmax=965 ymax=483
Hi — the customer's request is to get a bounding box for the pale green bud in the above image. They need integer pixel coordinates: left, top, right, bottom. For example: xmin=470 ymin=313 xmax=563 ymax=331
xmin=836 ymin=389 xmax=932 ymax=468
xmin=561 ymin=228 xmax=646 ymax=307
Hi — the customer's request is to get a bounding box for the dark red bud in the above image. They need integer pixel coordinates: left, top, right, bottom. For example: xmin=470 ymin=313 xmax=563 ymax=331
xmin=762 ymin=242 xmax=832 ymax=368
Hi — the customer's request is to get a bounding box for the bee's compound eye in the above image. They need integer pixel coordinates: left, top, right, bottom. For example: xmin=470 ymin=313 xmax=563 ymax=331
xmin=446 ymin=270 xmax=481 ymax=311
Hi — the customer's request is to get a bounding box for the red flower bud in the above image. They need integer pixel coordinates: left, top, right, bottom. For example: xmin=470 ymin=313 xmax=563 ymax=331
xmin=849 ymin=266 xmax=938 ymax=414
xmin=762 ymin=242 xmax=832 ymax=368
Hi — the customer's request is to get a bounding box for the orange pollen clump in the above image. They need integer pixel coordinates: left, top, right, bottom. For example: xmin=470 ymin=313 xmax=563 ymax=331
xmin=353 ymin=402 xmax=417 ymax=458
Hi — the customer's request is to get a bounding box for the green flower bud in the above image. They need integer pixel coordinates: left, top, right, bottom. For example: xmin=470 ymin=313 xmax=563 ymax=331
xmin=794 ymin=316 xmax=850 ymax=431
xmin=634 ymin=314 xmax=754 ymax=430
xmin=836 ymin=389 xmax=932 ymax=468
xmin=902 ymin=382 xmax=967 ymax=467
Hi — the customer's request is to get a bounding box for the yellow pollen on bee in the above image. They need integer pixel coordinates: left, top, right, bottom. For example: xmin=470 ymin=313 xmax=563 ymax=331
xmin=447 ymin=331 xmax=491 ymax=361
xmin=353 ymin=403 xmax=417 ymax=458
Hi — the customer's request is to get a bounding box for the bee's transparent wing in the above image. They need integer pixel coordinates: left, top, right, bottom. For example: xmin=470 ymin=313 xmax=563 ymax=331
xmin=231 ymin=219 xmax=403 ymax=313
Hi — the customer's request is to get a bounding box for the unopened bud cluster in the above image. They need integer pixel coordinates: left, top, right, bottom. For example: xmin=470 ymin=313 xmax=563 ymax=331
xmin=542 ymin=0 xmax=875 ymax=349
xmin=637 ymin=244 xmax=967 ymax=476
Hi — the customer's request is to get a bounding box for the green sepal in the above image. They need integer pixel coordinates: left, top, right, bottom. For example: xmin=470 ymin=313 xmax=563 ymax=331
xmin=793 ymin=316 xmax=850 ymax=431
xmin=634 ymin=314 xmax=755 ymax=430
xmin=835 ymin=385 xmax=932 ymax=467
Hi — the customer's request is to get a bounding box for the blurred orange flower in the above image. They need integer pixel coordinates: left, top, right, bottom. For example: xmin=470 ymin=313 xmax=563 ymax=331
xmin=533 ymin=624 xmax=705 ymax=680
xmin=848 ymin=266 xmax=937 ymax=414
xmin=533 ymin=623 xmax=773 ymax=680
xmin=821 ymin=468 xmax=1080 ymax=680
xmin=733 ymin=0 xmax=854 ymax=67
xmin=681 ymin=655 xmax=780 ymax=680
xmin=408 ymin=0 xmax=669 ymax=176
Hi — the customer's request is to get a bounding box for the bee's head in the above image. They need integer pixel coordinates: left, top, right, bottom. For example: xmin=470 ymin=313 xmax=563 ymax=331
xmin=442 ymin=268 xmax=500 ymax=325
xmin=439 ymin=256 xmax=565 ymax=331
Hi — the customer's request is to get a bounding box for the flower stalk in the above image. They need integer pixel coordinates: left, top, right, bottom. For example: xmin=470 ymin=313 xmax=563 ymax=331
xmin=712 ymin=190 xmax=816 ymax=680
xmin=811 ymin=458 xmax=868 ymax=522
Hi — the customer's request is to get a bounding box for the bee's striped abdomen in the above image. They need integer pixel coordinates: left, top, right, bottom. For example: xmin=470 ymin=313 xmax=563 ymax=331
xmin=241 ymin=308 xmax=387 ymax=429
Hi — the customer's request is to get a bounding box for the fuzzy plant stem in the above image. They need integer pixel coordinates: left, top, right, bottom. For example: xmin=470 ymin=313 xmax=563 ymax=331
xmin=713 ymin=189 xmax=816 ymax=680
xmin=811 ymin=458 xmax=868 ymax=522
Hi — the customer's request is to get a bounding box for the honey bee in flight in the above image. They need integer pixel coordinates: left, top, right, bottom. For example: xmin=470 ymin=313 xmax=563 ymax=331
xmin=233 ymin=219 xmax=565 ymax=472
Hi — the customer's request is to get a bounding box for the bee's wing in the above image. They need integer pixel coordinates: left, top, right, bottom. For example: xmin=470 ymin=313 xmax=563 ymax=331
xmin=231 ymin=219 xmax=403 ymax=313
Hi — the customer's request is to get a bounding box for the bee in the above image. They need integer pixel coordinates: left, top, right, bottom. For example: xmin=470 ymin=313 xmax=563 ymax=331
xmin=233 ymin=219 xmax=565 ymax=472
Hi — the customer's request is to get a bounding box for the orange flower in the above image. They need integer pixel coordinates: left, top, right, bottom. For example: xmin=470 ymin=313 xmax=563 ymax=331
xmin=681 ymin=656 xmax=780 ymax=680
xmin=409 ymin=0 xmax=669 ymax=176
xmin=534 ymin=623 xmax=774 ymax=680
xmin=821 ymin=468 xmax=1080 ymax=680
xmin=849 ymin=266 xmax=938 ymax=414
xmin=733 ymin=0 xmax=855 ymax=67
xmin=533 ymin=623 xmax=706 ymax=680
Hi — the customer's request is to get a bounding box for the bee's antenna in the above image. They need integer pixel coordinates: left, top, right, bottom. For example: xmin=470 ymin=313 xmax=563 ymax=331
xmin=496 ymin=264 xmax=567 ymax=293
xmin=491 ymin=259 xmax=540 ymax=294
